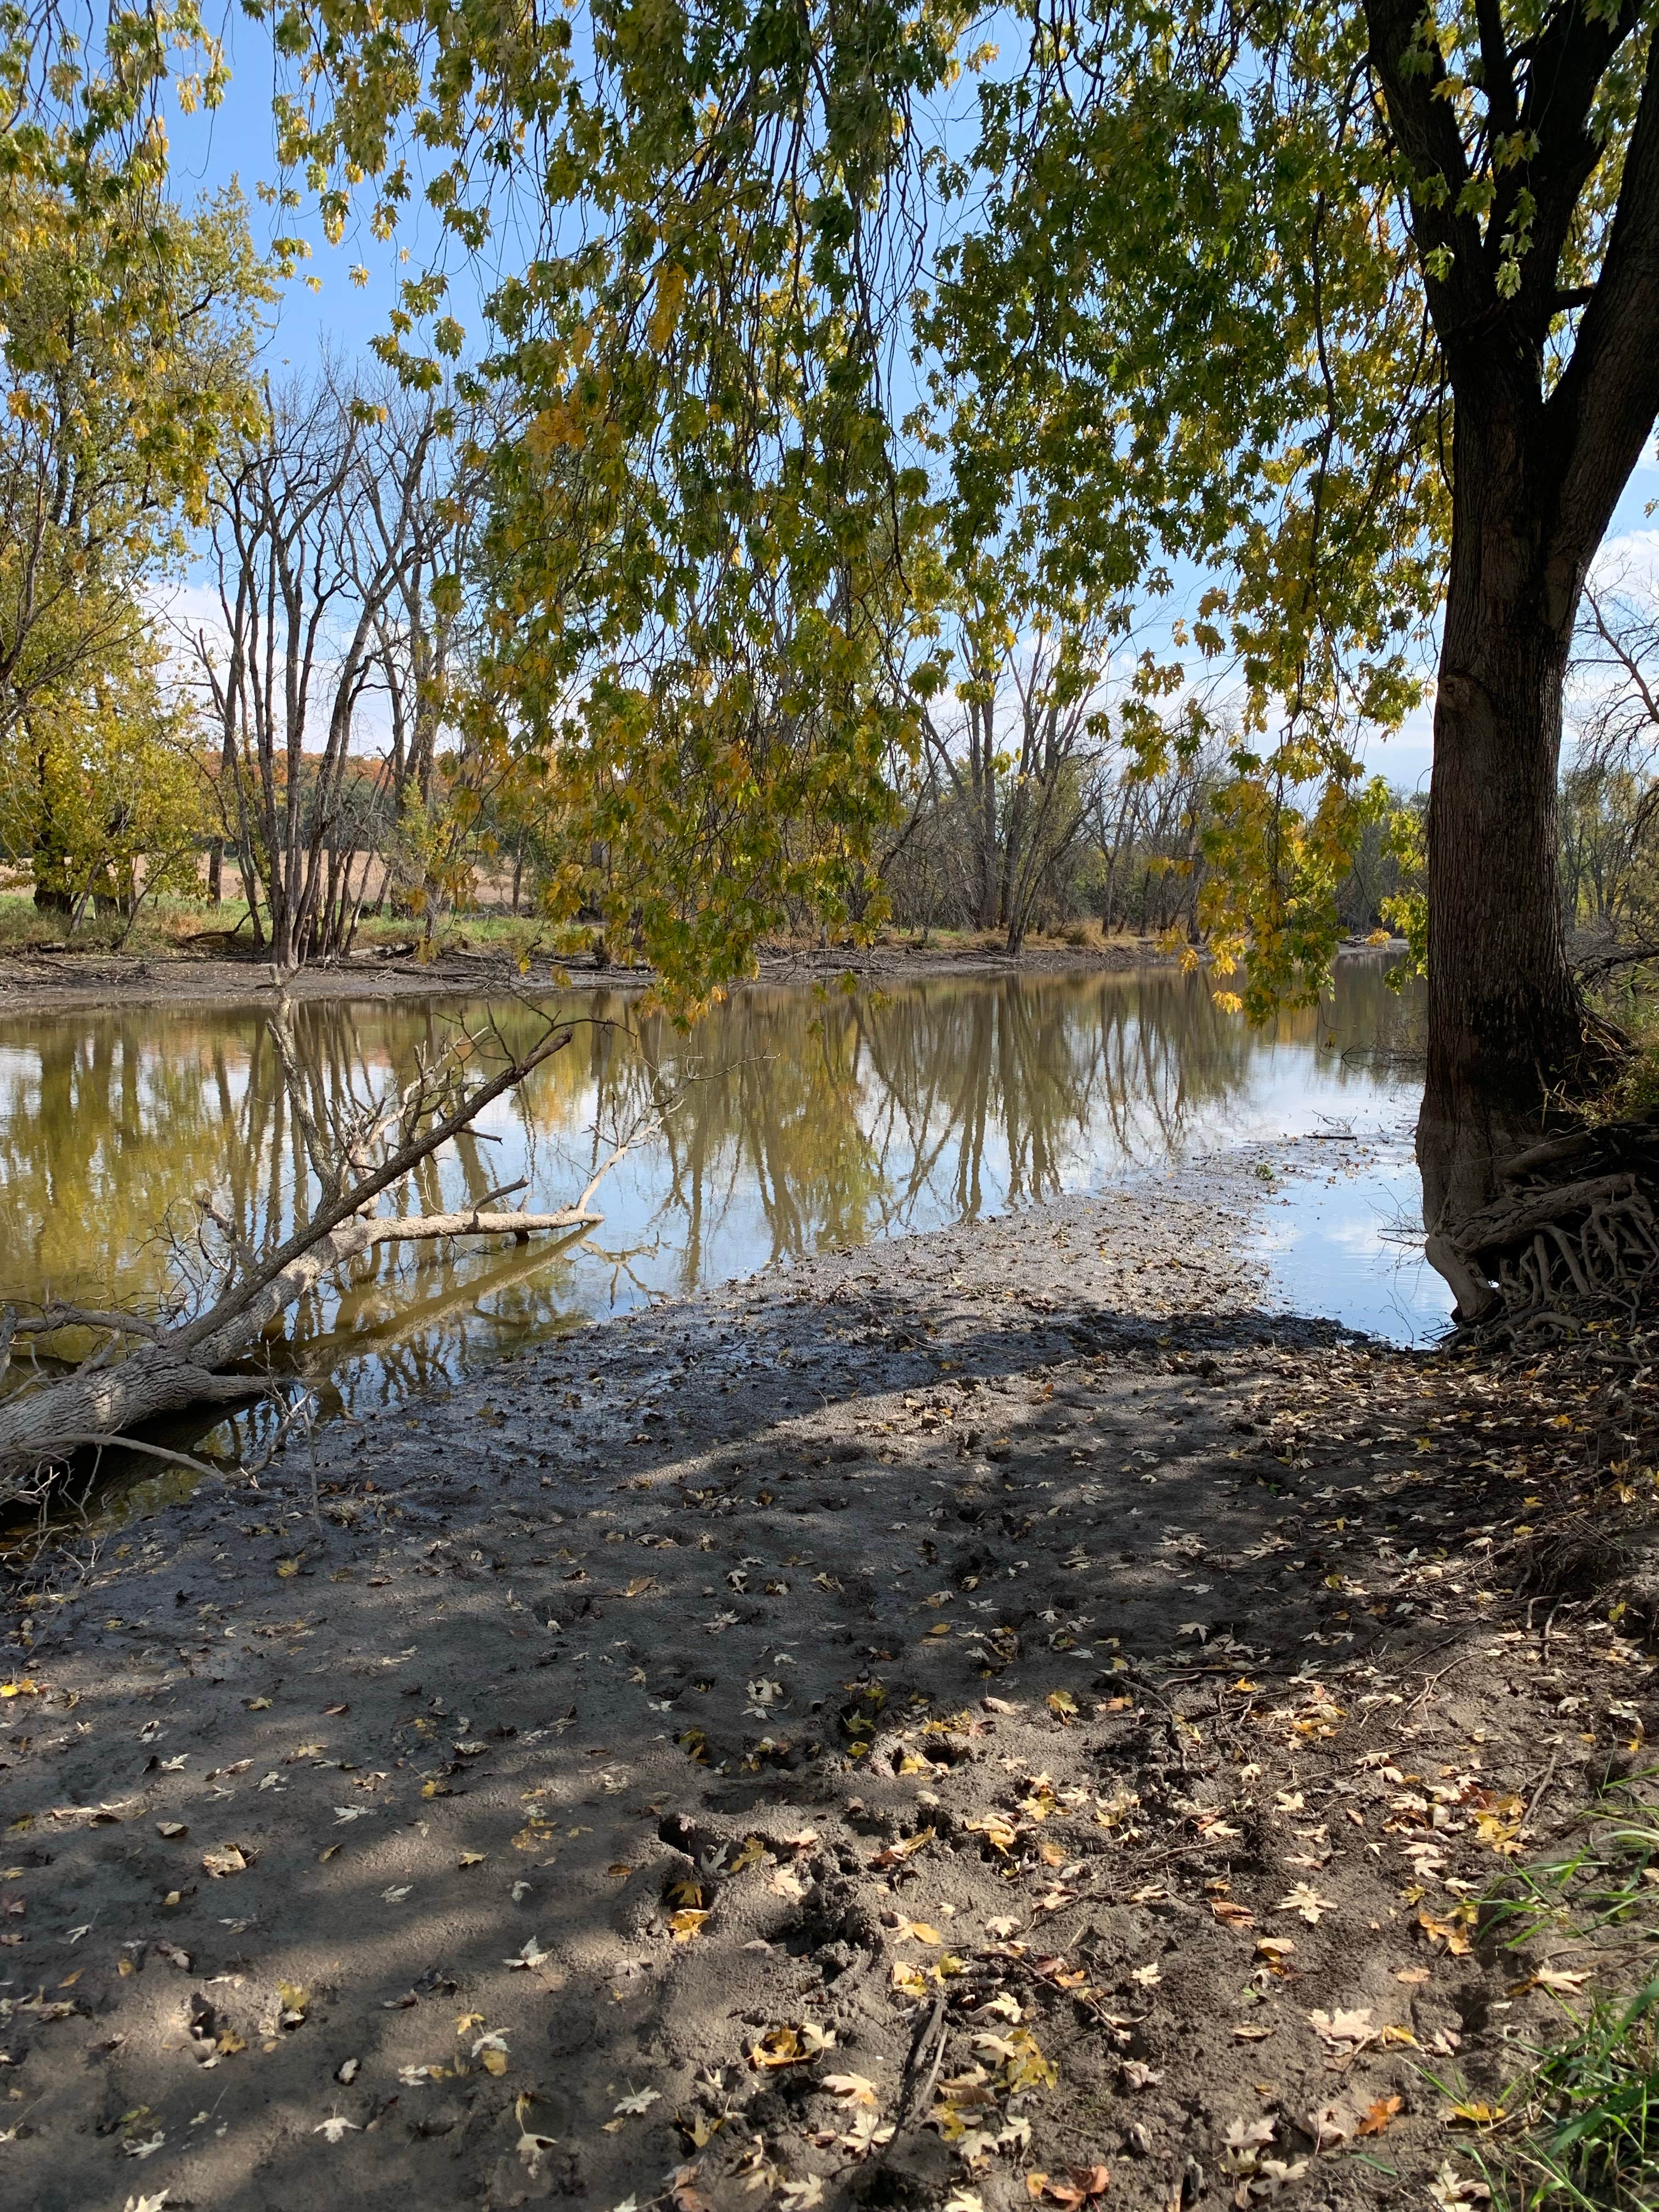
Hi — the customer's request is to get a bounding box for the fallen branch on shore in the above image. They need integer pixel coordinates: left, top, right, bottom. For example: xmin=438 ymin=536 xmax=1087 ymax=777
xmin=0 ymin=1003 xmax=655 ymax=1500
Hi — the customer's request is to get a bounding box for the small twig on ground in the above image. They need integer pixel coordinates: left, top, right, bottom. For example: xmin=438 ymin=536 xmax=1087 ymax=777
xmin=1524 ymin=1751 xmax=1562 ymax=1837
xmin=892 ymin=1993 xmax=949 ymax=2134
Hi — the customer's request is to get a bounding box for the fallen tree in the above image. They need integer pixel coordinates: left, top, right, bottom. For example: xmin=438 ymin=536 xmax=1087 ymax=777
xmin=0 ymin=1004 xmax=642 ymax=1501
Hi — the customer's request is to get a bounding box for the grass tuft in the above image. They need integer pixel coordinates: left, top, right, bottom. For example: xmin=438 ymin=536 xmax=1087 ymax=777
xmin=1455 ymin=1775 xmax=1659 ymax=2209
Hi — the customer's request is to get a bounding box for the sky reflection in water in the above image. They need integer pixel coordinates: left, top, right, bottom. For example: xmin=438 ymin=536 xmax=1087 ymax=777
xmin=0 ymin=957 xmax=1444 ymax=1456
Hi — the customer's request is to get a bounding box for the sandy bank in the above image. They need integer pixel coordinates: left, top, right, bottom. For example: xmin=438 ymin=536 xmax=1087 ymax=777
xmin=0 ymin=1158 xmax=1651 ymax=2212
xmin=0 ymin=936 xmax=1195 ymax=1020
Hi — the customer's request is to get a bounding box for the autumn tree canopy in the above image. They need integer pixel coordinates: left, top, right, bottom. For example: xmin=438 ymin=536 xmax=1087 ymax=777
xmin=5 ymin=0 xmax=1658 ymax=1294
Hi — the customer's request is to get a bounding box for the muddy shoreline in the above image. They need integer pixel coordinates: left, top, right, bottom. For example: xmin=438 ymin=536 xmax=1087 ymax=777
xmin=1 ymin=1148 xmax=1652 ymax=2212
xmin=0 ymin=937 xmax=1203 ymax=1020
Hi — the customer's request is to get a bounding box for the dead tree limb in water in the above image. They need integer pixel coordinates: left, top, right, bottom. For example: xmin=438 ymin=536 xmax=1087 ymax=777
xmin=0 ymin=1008 xmax=642 ymax=1498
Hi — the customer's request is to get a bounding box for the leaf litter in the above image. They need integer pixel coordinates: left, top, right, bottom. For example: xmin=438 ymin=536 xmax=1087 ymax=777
xmin=1 ymin=1160 xmax=1656 ymax=2209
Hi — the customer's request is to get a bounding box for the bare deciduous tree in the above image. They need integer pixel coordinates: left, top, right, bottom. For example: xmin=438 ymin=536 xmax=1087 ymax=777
xmin=917 ymin=608 xmax=1111 ymax=952
xmin=1561 ymin=559 xmax=1659 ymax=957
xmin=193 ymin=373 xmax=456 ymax=966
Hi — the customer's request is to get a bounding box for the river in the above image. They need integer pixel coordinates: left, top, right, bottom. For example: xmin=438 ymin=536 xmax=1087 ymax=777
xmin=0 ymin=956 xmax=1445 ymax=1468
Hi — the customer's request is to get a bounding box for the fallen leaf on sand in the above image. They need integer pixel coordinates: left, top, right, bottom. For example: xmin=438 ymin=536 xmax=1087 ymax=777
xmin=1357 ymin=2095 xmax=1402 ymax=2136
xmin=201 ymin=1843 xmax=247 ymax=1878
xmin=1026 ymin=2164 xmax=1110 ymax=2205
xmin=1309 ymin=2007 xmax=1375 ymax=2047
xmin=749 ymin=2023 xmax=836 ymax=2067
xmin=1276 ymin=1883 xmax=1335 ymax=1925
xmin=506 ymin=1935 xmax=549 ymax=1968
xmin=613 ymin=2088 xmax=661 ymax=2115
xmin=1444 ymin=2099 xmax=1507 ymax=2129
xmin=518 ymin=2132 xmax=559 ymax=2177
xmin=1222 ymin=2118 xmax=1277 ymax=2153
xmin=870 ymin=1827 xmax=935 ymax=1869
xmin=669 ymin=2163 xmax=713 ymax=2212
xmin=822 ymin=2073 xmax=880 ymax=2106
xmin=1536 ymin=1965 xmax=1590 ymax=1993
xmin=833 ymin=2111 xmax=895 ymax=2158
xmin=965 ymin=1815 xmax=1019 ymax=1854
xmin=1314 ymin=2098 xmax=1369 ymax=2147
xmin=1427 ymin=2162 xmax=1491 ymax=2207
xmin=1419 ymin=1907 xmax=1472 ymax=1955
xmin=315 ymin=2115 xmax=360 ymax=2142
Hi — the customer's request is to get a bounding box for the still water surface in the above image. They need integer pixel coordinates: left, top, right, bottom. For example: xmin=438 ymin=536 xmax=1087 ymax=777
xmin=0 ymin=959 xmax=1446 ymax=1452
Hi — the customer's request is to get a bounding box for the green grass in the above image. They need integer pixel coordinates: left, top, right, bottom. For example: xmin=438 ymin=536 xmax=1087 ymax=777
xmin=1437 ymin=1774 xmax=1659 ymax=2210
xmin=1488 ymin=1980 xmax=1659 ymax=2210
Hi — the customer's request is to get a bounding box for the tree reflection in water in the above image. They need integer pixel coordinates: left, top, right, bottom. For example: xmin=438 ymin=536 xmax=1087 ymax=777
xmin=0 ymin=961 xmax=1424 ymax=1455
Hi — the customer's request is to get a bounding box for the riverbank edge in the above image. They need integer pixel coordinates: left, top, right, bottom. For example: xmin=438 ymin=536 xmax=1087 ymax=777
xmin=0 ymin=935 xmax=1406 ymax=1021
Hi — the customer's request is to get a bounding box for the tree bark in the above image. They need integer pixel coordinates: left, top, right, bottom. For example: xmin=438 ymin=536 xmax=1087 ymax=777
xmin=1417 ymin=388 xmax=1589 ymax=1257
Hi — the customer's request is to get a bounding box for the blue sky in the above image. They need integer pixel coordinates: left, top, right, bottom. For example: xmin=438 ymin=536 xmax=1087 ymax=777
xmin=165 ymin=17 xmax=466 ymax=370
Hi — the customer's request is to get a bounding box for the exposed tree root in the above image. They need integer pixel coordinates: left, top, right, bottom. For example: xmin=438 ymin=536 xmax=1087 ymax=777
xmin=1442 ymin=1109 xmax=1659 ymax=1340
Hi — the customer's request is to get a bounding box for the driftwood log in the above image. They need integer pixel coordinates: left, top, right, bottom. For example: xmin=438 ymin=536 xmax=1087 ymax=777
xmin=1435 ymin=1108 xmax=1659 ymax=1334
xmin=0 ymin=1008 xmax=636 ymax=1499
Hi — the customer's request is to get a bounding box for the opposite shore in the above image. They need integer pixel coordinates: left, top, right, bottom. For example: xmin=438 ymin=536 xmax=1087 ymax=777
xmin=0 ymin=931 xmax=1410 ymax=1020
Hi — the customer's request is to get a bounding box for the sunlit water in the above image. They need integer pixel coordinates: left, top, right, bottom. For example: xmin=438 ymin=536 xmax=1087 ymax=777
xmin=0 ymin=958 xmax=1446 ymax=1473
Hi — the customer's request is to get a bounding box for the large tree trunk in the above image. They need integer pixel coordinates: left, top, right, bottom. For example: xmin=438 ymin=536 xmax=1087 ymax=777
xmin=1418 ymin=394 xmax=1590 ymax=1297
xmin=1358 ymin=0 xmax=1659 ymax=1319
